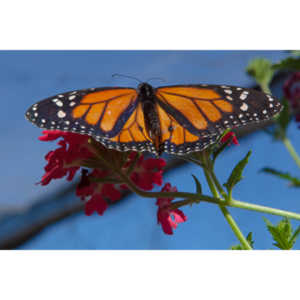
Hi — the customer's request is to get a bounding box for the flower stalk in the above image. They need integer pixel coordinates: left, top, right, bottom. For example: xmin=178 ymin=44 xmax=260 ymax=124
xmin=36 ymin=128 xmax=300 ymax=244
xmin=282 ymin=136 xmax=300 ymax=169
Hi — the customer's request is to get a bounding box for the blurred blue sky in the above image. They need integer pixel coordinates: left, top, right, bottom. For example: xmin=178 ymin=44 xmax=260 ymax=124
xmin=1 ymin=50 xmax=299 ymax=249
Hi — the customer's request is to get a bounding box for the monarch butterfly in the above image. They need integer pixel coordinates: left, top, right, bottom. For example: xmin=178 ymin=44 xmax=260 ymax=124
xmin=26 ymin=83 xmax=282 ymax=155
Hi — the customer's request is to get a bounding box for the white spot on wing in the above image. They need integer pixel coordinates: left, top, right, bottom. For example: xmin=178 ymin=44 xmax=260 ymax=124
xmin=240 ymin=103 xmax=248 ymax=111
xmin=240 ymin=94 xmax=247 ymax=100
xmin=56 ymin=100 xmax=63 ymax=107
xmin=57 ymin=110 xmax=66 ymax=118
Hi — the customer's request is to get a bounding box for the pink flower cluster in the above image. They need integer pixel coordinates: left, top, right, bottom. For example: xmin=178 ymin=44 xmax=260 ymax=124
xmin=37 ymin=128 xmax=238 ymax=235
xmin=38 ymin=130 xmax=185 ymax=234
xmin=284 ymin=72 xmax=300 ymax=126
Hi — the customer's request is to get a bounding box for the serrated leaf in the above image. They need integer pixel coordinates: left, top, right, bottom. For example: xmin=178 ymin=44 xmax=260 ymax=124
xmin=246 ymin=58 xmax=274 ymax=90
xmin=191 ymin=174 xmax=202 ymax=194
xmin=223 ymin=151 xmax=251 ymax=193
xmin=290 ymin=226 xmax=300 ymax=245
xmin=261 ymin=167 xmax=300 ymax=187
xmin=246 ymin=232 xmax=254 ymax=248
xmin=273 ymin=57 xmax=300 ymax=71
xmin=264 ymin=217 xmax=299 ymax=250
xmin=230 ymin=232 xmax=254 ymax=250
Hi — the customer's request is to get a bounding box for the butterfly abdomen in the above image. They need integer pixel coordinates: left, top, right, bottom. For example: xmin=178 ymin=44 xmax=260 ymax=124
xmin=137 ymin=83 xmax=162 ymax=153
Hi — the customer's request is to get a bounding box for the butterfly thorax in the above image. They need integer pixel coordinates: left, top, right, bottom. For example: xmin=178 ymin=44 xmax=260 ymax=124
xmin=138 ymin=83 xmax=162 ymax=155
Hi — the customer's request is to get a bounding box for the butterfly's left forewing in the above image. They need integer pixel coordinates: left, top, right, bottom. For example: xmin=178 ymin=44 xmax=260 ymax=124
xmin=26 ymin=87 xmax=139 ymax=141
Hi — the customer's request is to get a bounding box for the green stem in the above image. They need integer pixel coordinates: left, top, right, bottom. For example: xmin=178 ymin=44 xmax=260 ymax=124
xmin=229 ymin=199 xmax=300 ymax=221
xmin=218 ymin=206 xmax=252 ymax=249
xmin=88 ymin=139 xmax=300 ymax=228
xmin=204 ymin=169 xmax=252 ymax=250
xmin=93 ymin=151 xmax=300 ymax=222
xmin=282 ymin=136 xmax=300 ymax=169
xmin=118 ymin=165 xmax=300 ymax=222
xmin=210 ymin=170 xmax=228 ymax=200
xmin=204 ymin=169 xmax=219 ymax=198
xmin=118 ymin=169 xmax=213 ymax=203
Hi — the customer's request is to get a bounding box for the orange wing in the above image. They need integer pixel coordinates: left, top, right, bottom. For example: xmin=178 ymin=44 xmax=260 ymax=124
xmin=154 ymin=84 xmax=282 ymax=154
xmin=156 ymin=85 xmax=234 ymax=138
xmin=155 ymin=102 xmax=218 ymax=154
xmin=153 ymin=85 xmax=232 ymax=154
xmin=103 ymin=103 xmax=155 ymax=153
xmin=71 ymin=88 xmax=138 ymax=137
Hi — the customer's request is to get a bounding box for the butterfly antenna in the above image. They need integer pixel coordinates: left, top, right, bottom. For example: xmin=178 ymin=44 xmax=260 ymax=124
xmin=112 ymin=73 xmax=142 ymax=83
xmin=146 ymin=77 xmax=166 ymax=83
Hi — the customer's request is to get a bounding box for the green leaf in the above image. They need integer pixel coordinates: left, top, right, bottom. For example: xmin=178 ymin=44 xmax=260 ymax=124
xmin=290 ymin=226 xmax=300 ymax=245
xmin=273 ymin=56 xmax=300 ymax=71
xmin=230 ymin=244 xmax=243 ymax=250
xmin=264 ymin=217 xmax=300 ymax=250
xmin=191 ymin=174 xmax=202 ymax=194
xmin=246 ymin=58 xmax=274 ymax=92
xmin=261 ymin=167 xmax=300 ymax=187
xmin=275 ymin=98 xmax=291 ymax=135
xmin=230 ymin=232 xmax=254 ymax=250
xmin=246 ymin=232 xmax=254 ymax=248
xmin=290 ymin=50 xmax=300 ymax=57
xmin=224 ymin=151 xmax=251 ymax=193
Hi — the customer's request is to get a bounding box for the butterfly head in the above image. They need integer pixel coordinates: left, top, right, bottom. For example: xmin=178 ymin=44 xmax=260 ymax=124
xmin=137 ymin=82 xmax=154 ymax=97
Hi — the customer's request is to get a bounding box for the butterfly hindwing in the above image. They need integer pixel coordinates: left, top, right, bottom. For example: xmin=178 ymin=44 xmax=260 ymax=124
xmin=155 ymin=103 xmax=218 ymax=154
xmin=103 ymin=103 xmax=155 ymax=153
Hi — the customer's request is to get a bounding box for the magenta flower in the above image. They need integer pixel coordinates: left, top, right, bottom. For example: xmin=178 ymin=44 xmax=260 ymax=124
xmin=38 ymin=130 xmax=93 ymax=185
xmin=38 ymin=130 xmax=168 ymax=217
xmin=156 ymin=183 xmax=187 ymax=235
xmin=284 ymin=72 xmax=300 ymax=126
xmin=221 ymin=131 xmax=239 ymax=146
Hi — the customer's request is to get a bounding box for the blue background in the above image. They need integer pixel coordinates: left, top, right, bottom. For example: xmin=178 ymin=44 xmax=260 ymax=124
xmin=1 ymin=50 xmax=299 ymax=249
